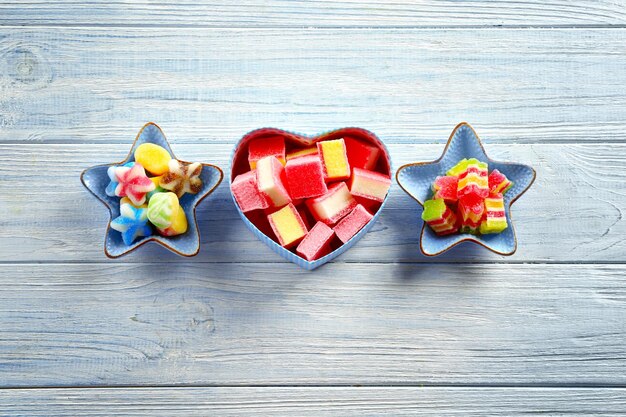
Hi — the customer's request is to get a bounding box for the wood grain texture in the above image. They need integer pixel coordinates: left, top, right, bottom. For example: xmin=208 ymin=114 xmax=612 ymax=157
xmin=2 ymin=1 xmax=626 ymax=27
xmin=0 ymin=263 xmax=624 ymax=387
xmin=0 ymin=143 xmax=623 ymax=263
xmin=2 ymin=28 xmax=626 ymax=144
xmin=1 ymin=387 xmax=625 ymax=416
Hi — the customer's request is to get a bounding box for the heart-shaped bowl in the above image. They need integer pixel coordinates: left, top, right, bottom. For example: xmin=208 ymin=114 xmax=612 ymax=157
xmin=81 ymin=122 xmax=224 ymax=258
xmin=396 ymin=122 xmax=536 ymax=257
xmin=230 ymin=127 xmax=392 ymax=270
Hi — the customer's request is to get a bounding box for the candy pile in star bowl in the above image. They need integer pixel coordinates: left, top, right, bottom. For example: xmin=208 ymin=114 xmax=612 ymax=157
xmin=230 ymin=127 xmax=392 ymax=270
xmin=396 ymin=122 xmax=536 ymax=257
xmin=81 ymin=123 xmax=223 ymax=258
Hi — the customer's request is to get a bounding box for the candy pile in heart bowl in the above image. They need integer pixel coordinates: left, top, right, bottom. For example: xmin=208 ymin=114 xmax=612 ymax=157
xmin=231 ymin=131 xmax=392 ymax=262
xmin=106 ymin=143 xmax=203 ymax=245
xmin=423 ymin=158 xmax=513 ymax=236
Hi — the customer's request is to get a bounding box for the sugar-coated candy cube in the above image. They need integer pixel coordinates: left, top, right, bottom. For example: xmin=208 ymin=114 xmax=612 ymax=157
xmin=160 ymin=160 xmax=203 ymax=198
xmin=267 ymin=203 xmax=308 ymax=248
xmin=284 ymin=154 xmax=328 ymax=200
xmin=317 ymin=139 xmax=350 ymax=182
xmin=333 ymin=204 xmax=373 ymax=243
xmin=488 ymin=169 xmax=513 ymax=194
xmin=286 ymin=147 xmax=318 ymax=161
xmin=248 ymin=136 xmax=286 ymax=170
xmin=157 ymin=203 xmax=188 ymax=236
xmin=257 ymin=156 xmax=292 ymax=208
xmin=432 ymin=175 xmax=458 ymax=203
xmin=457 ymin=158 xmax=489 ymax=198
xmin=134 ymin=143 xmax=172 ymax=176
xmin=422 ymin=198 xmax=458 ymax=236
xmin=110 ymin=203 xmax=152 ymax=245
xmin=113 ymin=163 xmax=156 ymax=206
xmin=349 ymin=167 xmax=391 ymax=204
xmin=458 ymin=194 xmax=484 ymax=234
xmin=306 ymin=182 xmax=357 ymax=225
xmin=106 ymin=162 xmax=134 ymax=196
xmin=479 ymin=193 xmax=508 ymax=234
xmin=147 ymin=192 xmax=180 ymax=229
xmin=446 ymin=159 xmax=468 ymax=177
xmin=344 ymin=137 xmax=380 ymax=170
xmin=232 ymin=170 xmax=270 ymax=212
xmin=296 ymin=221 xmax=335 ymax=261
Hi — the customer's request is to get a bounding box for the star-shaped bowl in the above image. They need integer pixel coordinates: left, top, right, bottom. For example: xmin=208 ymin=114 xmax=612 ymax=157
xmin=396 ymin=122 xmax=536 ymax=256
xmin=230 ymin=127 xmax=392 ymax=270
xmin=80 ymin=122 xmax=223 ymax=258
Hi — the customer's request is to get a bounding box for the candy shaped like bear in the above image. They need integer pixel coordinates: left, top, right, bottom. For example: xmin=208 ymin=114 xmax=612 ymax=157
xmin=317 ymin=139 xmax=350 ymax=182
xmin=284 ymin=154 xmax=327 ymax=200
xmin=296 ymin=221 xmax=335 ymax=261
xmin=110 ymin=203 xmax=153 ymax=245
xmin=344 ymin=137 xmax=380 ymax=170
xmin=349 ymin=167 xmax=391 ymax=204
xmin=231 ymin=170 xmax=270 ymax=212
xmin=134 ymin=143 xmax=172 ymax=176
xmin=256 ymin=156 xmax=291 ymax=208
xmin=306 ymin=182 xmax=357 ymax=225
xmin=160 ymin=160 xmax=203 ymax=198
xmin=267 ymin=203 xmax=308 ymax=248
xmin=421 ymin=198 xmax=458 ymax=236
xmin=457 ymin=158 xmax=489 ymax=199
xmin=432 ymin=175 xmax=458 ymax=204
xmin=333 ymin=204 xmax=373 ymax=243
xmin=113 ymin=163 xmax=156 ymax=206
xmin=488 ymin=169 xmax=513 ymax=194
xmin=479 ymin=193 xmax=508 ymax=234
xmin=248 ymin=136 xmax=286 ymax=170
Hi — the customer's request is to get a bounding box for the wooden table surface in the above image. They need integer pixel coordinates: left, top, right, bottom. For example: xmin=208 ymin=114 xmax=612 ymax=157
xmin=1 ymin=2 xmax=626 ymax=415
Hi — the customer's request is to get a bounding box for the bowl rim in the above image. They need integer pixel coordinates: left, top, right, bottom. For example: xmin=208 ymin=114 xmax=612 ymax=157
xmin=80 ymin=121 xmax=224 ymax=258
xmin=228 ymin=126 xmax=392 ymax=267
xmin=395 ymin=121 xmax=536 ymax=257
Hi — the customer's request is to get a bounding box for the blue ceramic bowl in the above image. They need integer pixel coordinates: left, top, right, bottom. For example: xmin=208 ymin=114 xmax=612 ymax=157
xmin=81 ymin=122 xmax=223 ymax=258
xmin=230 ymin=127 xmax=392 ymax=270
xmin=396 ymin=122 xmax=536 ymax=256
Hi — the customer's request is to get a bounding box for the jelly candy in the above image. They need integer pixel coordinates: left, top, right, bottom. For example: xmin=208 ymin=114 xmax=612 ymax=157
xmin=480 ymin=193 xmax=508 ymax=234
xmin=306 ymin=182 xmax=357 ymax=225
xmin=296 ymin=221 xmax=335 ymax=261
xmin=110 ymin=203 xmax=153 ymax=245
xmin=105 ymin=162 xmax=134 ymax=197
xmin=248 ymin=136 xmax=286 ymax=170
xmin=256 ymin=156 xmax=291 ymax=208
xmin=160 ymin=160 xmax=203 ymax=198
xmin=432 ymin=175 xmax=458 ymax=203
xmin=333 ymin=204 xmax=373 ymax=243
xmin=457 ymin=158 xmax=489 ymax=198
xmin=317 ymin=139 xmax=350 ymax=182
xmin=147 ymin=192 xmax=179 ymax=229
xmin=134 ymin=143 xmax=172 ymax=176
xmin=267 ymin=203 xmax=308 ymax=248
xmin=284 ymin=154 xmax=327 ymax=200
xmin=113 ymin=163 xmax=155 ymax=206
xmin=349 ymin=167 xmax=391 ymax=204
xmin=232 ymin=170 xmax=270 ymax=212
xmin=422 ymin=198 xmax=458 ymax=236
xmin=344 ymin=136 xmax=380 ymax=170
xmin=488 ymin=169 xmax=513 ymax=194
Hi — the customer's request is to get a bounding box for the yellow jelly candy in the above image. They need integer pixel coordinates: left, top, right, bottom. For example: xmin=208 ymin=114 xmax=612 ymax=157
xmin=147 ymin=192 xmax=179 ymax=229
xmin=158 ymin=205 xmax=188 ymax=236
xmin=134 ymin=143 xmax=172 ymax=176
xmin=120 ymin=196 xmax=147 ymax=209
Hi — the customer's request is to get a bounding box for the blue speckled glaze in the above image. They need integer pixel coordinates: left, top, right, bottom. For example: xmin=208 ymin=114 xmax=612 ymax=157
xmin=229 ymin=127 xmax=392 ymax=271
xmin=81 ymin=122 xmax=223 ymax=258
xmin=396 ymin=122 xmax=536 ymax=256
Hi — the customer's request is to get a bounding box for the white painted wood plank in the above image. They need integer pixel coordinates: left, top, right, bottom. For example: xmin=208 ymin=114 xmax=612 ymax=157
xmin=2 ymin=28 xmax=626 ymax=144
xmin=1 ymin=387 xmax=625 ymax=416
xmin=0 ymin=263 xmax=624 ymax=386
xmin=2 ymin=1 xmax=626 ymax=27
xmin=0 ymin=143 xmax=623 ymax=263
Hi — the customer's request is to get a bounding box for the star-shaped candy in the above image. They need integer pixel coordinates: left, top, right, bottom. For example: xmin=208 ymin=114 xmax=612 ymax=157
xmin=105 ymin=162 xmax=134 ymax=197
xmin=160 ymin=160 xmax=203 ymax=198
xmin=113 ymin=163 xmax=155 ymax=206
xmin=80 ymin=122 xmax=224 ymax=258
xmin=396 ymin=122 xmax=536 ymax=256
xmin=110 ymin=203 xmax=153 ymax=246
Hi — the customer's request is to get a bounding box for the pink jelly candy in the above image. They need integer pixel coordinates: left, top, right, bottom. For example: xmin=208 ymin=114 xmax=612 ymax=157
xmin=256 ymin=156 xmax=291 ymax=208
xmin=432 ymin=175 xmax=458 ymax=203
xmin=349 ymin=167 xmax=391 ymax=204
xmin=306 ymin=182 xmax=357 ymax=225
xmin=333 ymin=204 xmax=373 ymax=243
xmin=248 ymin=136 xmax=286 ymax=170
xmin=296 ymin=221 xmax=335 ymax=261
xmin=344 ymin=137 xmax=380 ymax=170
xmin=113 ymin=163 xmax=155 ymax=206
xmin=285 ymin=154 xmax=328 ymax=200
xmin=458 ymin=194 xmax=485 ymax=234
xmin=232 ymin=170 xmax=269 ymax=212
xmin=488 ymin=169 xmax=513 ymax=194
